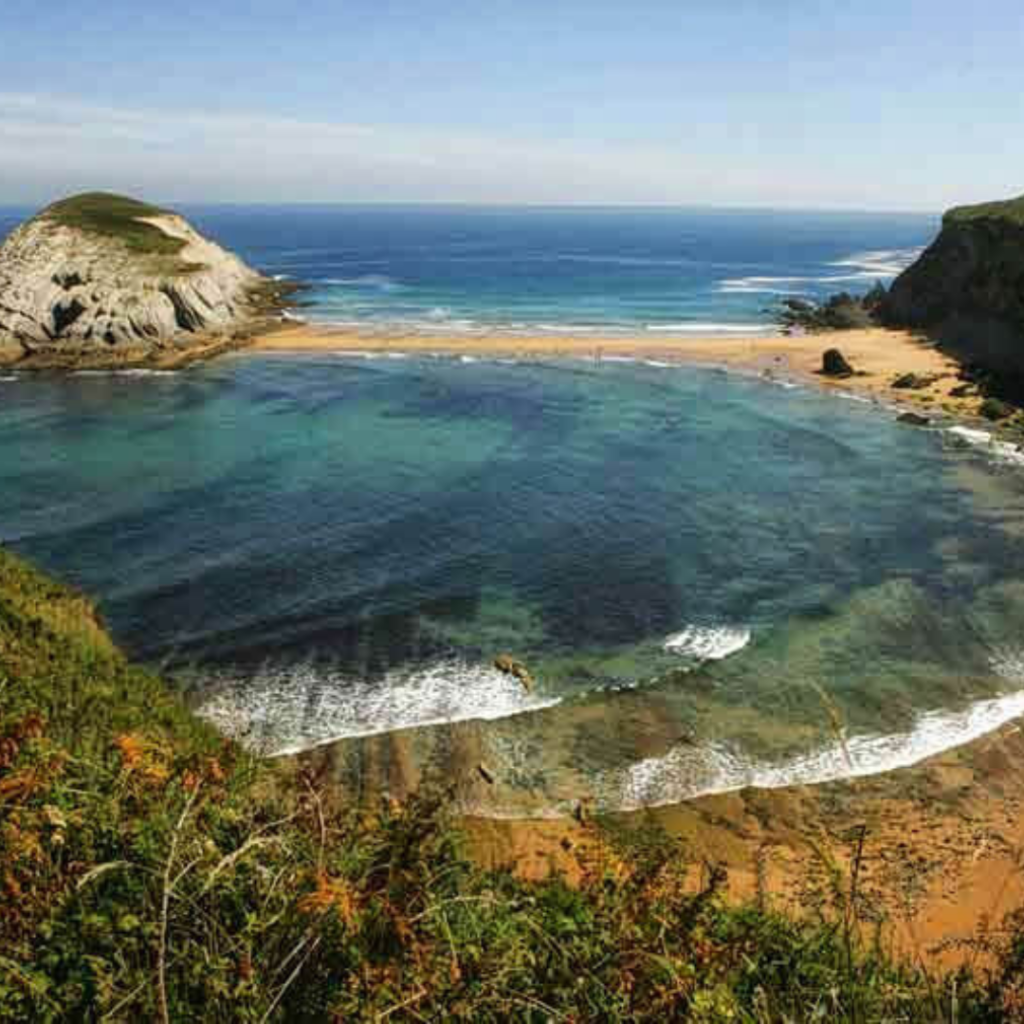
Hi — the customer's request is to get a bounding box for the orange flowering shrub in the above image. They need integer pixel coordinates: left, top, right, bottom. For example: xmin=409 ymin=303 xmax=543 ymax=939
xmin=113 ymin=732 xmax=172 ymax=787
xmin=299 ymin=872 xmax=362 ymax=929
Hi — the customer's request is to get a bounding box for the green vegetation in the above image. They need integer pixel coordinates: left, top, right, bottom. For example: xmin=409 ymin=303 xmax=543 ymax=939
xmin=38 ymin=192 xmax=188 ymax=258
xmin=945 ymin=193 xmax=1024 ymax=228
xmin=2 ymin=546 xmax=1023 ymax=1020
xmin=980 ymin=396 xmax=1016 ymax=421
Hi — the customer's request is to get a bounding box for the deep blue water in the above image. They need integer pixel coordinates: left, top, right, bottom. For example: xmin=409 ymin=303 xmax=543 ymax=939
xmin=0 ymin=205 xmax=937 ymax=333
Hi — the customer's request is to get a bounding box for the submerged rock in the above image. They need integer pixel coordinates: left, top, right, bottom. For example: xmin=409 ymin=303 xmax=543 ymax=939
xmin=891 ymin=372 xmax=938 ymax=390
xmin=493 ymin=653 xmax=534 ymax=692
xmin=0 ymin=192 xmax=290 ymax=366
xmin=821 ymin=348 xmax=855 ymax=377
xmin=897 ymin=411 xmax=931 ymax=426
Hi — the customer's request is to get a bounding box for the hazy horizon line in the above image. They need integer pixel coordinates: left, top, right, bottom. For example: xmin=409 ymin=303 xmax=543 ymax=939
xmin=0 ymin=196 xmax=943 ymax=218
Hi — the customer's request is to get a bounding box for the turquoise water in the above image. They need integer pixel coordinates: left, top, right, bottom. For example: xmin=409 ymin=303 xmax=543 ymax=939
xmin=4 ymin=354 xmax=1024 ymax=812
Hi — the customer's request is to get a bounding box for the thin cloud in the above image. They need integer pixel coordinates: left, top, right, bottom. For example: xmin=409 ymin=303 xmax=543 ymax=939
xmin=0 ymin=92 xmax=999 ymax=211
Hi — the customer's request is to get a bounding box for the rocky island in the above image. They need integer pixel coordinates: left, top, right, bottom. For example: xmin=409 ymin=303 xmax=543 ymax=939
xmin=0 ymin=192 xmax=293 ymax=368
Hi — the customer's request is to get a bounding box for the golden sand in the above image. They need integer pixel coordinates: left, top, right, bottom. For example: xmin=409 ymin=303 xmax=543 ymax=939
xmin=253 ymin=323 xmax=979 ymax=416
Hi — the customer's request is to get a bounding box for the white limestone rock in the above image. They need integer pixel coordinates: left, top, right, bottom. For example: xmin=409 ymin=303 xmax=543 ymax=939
xmin=0 ymin=193 xmax=274 ymax=363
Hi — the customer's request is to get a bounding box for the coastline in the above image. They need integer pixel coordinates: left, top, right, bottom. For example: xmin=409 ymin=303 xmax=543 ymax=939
xmin=257 ymin=319 xmax=1024 ymax=966
xmin=251 ymin=321 xmax=988 ymax=420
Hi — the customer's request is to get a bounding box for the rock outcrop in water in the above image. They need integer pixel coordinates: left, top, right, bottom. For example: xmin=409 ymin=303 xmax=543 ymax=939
xmin=883 ymin=194 xmax=1024 ymax=387
xmin=0 ymin=192 xmax=292 ymax=367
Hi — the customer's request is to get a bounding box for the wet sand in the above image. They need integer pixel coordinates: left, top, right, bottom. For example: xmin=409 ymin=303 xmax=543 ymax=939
xmin=464 ymin=717 xmax=1024 ymax=971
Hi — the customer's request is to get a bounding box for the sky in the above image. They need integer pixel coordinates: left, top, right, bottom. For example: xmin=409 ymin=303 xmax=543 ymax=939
xmin=1 ymin=0 xmax=1022 ymax=211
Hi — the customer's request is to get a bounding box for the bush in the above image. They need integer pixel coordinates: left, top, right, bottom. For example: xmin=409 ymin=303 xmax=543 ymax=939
xmin=980 ymin=396 xmax=1015 ymax=421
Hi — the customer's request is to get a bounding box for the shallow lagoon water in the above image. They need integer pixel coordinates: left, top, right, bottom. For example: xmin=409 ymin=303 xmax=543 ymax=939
xmin=5 ymin=354 xmax=1024 ymax=813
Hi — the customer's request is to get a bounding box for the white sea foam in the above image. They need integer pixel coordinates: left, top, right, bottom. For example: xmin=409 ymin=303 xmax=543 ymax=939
xmin=716 ymin=249 xmax=923 ymax=296
xmin=195 ymin=657 xmax=562 ymax=756
xmin=643 ymin=359 xmax=674 ymax=368
xmin=828 ymin=247 xmax=924 ymax=277
xmin=620 ymin=683 xmax=1024 ymax=809
xmin=949 ymin=425 xmax=993 ymax=445
xmin=72 ymin=368 xmax=177 ymax=378
xmin=0 ymin=375 xmax=18 ymax=383
xmin=332 ymin=349 xmax=409 ymax=360
xmin=535 ymin=323 xmax=600 ymax=333
xmin=645 ymin=322 xmax=775 ymax=334
xmin=663 ymin=625 xmax=751 ymax=661
xmin=716 ymin=275 xmax=816 ymax=295
xmin=321 ymin=274 xmax=403 ymax=291
xmin=947 ymin=425 xmax=1024 ymax=466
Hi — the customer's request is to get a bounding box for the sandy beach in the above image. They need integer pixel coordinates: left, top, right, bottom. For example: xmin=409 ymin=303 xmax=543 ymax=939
xmin=464 ymin=715 xmax=1024 ymax=971
xmin=253 ymin=323 xmax=982 ymax=417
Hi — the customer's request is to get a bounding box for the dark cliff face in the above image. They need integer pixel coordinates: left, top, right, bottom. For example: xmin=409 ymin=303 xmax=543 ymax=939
xmin=884 ymin=195 xmax=1024 ymax=383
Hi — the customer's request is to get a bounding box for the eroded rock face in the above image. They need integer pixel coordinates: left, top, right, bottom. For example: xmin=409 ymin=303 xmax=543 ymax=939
xmin=883 ymin=196 xmax=1024 ymax=381
xmin=0 ymin=201 xmax=269 ymax=363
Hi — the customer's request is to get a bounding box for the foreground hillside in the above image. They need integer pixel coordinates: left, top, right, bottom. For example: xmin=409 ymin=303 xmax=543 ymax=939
xmin=0 ymin=547 xmax=1019 ymax=1020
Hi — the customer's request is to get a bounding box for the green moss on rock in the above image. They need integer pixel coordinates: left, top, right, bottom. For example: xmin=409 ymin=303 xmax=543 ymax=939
xmin=38 ymin=192 xmax=187 ymax=258
xmin=945 ymin=193 xmax=1024 ymax=228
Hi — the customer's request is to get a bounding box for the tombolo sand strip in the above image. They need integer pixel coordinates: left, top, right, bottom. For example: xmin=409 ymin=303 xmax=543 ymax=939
xmin=251 ymin=323 xmax=982 ymax=417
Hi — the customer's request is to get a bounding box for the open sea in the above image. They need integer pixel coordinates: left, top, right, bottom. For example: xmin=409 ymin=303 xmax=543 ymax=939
xmin=7 ymin=204 xmax=1024 ymax=815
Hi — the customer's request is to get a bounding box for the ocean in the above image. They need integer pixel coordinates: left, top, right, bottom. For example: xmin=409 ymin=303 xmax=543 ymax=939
xmin=8 ymin=204 xmax=1024 ymax=815
xmin=0 ymin=204 xmax=935 ymax=335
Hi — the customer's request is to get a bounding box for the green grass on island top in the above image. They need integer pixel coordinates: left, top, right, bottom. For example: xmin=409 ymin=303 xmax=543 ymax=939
xmin=36 ymin=191 xmax=189 ymax=258
xmin=945 ymin=192 xmax=1024 ymax=228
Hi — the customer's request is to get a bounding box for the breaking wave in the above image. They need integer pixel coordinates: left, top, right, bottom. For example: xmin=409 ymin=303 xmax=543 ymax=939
xmin=320 ymin=274 xmax=405 ymax=291
xmin=947 ymin=425 xmax=1024 ymax=466
xmin=194 ymin=657 xmax=561 ymax=756
xmin=645 ymin=322 xmax=774 ymax=334
xmin=71 ymin=368 xmax=178 ymax=378
xmin=663 ymin=625 xmax=751 ymax=661
xmin=619 ymin=677 xmax=1024 ymax=809
xmin=716 ymin=248 xmax=923 ymax=296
